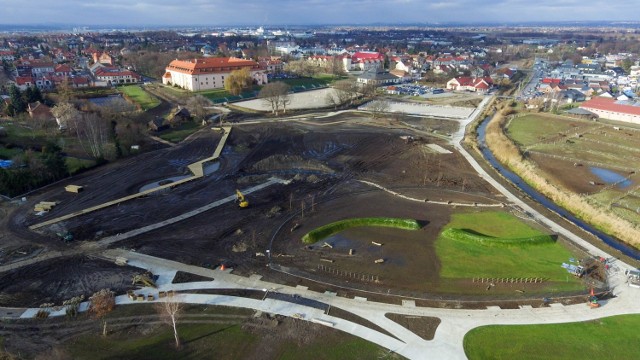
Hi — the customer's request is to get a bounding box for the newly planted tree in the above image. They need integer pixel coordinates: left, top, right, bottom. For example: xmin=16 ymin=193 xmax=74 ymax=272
xmin=89 ymin=289 xmax=115 ymax=336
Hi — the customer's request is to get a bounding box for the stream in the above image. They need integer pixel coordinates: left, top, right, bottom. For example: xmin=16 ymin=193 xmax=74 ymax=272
xmin=477 ymin=115 xmax=640 ymax=260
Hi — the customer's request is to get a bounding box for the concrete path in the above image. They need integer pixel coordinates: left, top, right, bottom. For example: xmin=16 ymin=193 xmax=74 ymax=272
xmin=14 ymin=248 xmax=634 ymax=360
xmin=6 ymin=97 xmax=640 ymax=359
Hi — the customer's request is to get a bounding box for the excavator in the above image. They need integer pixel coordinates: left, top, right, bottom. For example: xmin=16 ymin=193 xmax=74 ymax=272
xmin=236 ymin=189 xmax=249 ymax=208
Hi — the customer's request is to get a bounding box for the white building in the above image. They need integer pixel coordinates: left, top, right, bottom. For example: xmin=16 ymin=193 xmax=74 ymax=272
xmin=163 ymin=57 xmax=267 ymax=92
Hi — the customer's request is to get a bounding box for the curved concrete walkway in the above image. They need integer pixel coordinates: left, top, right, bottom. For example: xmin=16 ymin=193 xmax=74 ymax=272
xmin=15 ymin=249 xmax=639 ymax=360
xmin=6 ymin=97 xmax=640 ymax=359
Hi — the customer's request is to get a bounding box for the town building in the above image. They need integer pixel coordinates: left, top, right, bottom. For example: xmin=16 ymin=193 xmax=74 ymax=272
xmin=162 ymin=57 xmax=267 ymax=91
xmin=446 ymin=76 xmax=493 ymax=92
xmin=580 ymin=97 xmax=640 ymax=124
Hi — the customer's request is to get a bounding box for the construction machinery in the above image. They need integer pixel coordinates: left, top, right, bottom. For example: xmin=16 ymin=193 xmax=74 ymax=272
xmin=588 ymin=288 xmax=600 ymax=308
xmin=236 ymin=189 xmax=249 ymax=208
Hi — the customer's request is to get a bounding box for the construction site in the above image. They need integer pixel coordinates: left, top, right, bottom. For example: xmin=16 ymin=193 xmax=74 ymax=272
xmin=1 ymin=98 xmax=606 ymax=309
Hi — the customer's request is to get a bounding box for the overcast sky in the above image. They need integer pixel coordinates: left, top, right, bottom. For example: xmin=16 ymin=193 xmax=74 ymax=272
xmin=1 ymin=0 xmax=638 ymax=26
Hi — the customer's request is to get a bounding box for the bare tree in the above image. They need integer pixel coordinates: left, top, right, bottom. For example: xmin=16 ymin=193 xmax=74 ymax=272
xmin=76 ymin=112 xmax=110 ymax=160
xmin=89 ymin=289 xmax=115 ymax=336
xmin=186 ymin=94 xmax=211 ymax=122
xmin=368 ymin=100 xmax=391 ymax=119
xmin=258 ymin=82 xmax=290 ymax=115
xmin=325 ymin=91 xmax=340 ymax=110
xmin=155 ymin=298 xmax=183 ymax=349
xmin=333 ymin=79 xmax=359 ymax=106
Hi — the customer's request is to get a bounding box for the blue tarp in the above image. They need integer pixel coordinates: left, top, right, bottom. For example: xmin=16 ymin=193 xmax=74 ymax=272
xmin=0 ymin=160 xmax=12 ymax=169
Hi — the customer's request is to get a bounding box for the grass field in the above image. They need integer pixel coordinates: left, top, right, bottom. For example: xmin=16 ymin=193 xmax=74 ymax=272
xmin=157 ymin=122 xmax=201 ymax=143
xmin=507 ymin=114 xmax=590 ymax=147
xmin=464 ymin=314 xmax=640 ymax=360
xmin=436 ymin=211 xmax=583 ymax=290
xmin=119 ymin=85 xmax=161 ymax=110
xmin=66 ymin=323 xmax=258 ymax=360
xmin=58 ymin=304 xmax=392 ymax=360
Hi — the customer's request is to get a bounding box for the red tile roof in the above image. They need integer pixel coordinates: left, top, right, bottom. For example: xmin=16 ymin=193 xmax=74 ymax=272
xmin=581 ymin=97 xmax=640 ymax=116
xmin=166 ymin=57 xmax=260 ymax=75
xmin=351 ymin=52 xmax=384 ymax=63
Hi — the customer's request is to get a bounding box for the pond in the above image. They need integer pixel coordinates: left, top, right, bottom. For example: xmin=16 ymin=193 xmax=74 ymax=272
xmin=590 ymin=167 xmax=632 ymax=189
xmin=88 ymin=95 xmax=134 ymax=110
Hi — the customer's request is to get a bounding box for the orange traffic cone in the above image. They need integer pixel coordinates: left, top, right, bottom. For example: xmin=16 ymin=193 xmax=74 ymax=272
xmin=220 ymin=264 xmax=226 ymax=271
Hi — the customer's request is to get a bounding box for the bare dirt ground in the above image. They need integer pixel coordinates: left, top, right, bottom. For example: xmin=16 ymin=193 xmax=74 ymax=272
xmin=1 ymin=112 xmax=503 ymax=308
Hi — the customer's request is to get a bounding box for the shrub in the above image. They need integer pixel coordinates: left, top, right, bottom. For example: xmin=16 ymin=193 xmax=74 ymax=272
xmin=442 ymin=228 xmax=555 ymax=247
xmin=301 ymin=217 xmax=420 ymax=244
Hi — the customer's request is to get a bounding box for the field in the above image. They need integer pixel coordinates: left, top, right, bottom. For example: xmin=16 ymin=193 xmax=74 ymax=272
xmin=0 ymin=304 xmax=395 ymax=359
xmin=435 ymin=211 xmax=583 ymax=293
xmin=119 ymin=85 xmax=161 ymax=110
xmin=464 ymin=314 xmax=640 ymax=360
xmin=506 ymin=112 xmax=640 ymax=228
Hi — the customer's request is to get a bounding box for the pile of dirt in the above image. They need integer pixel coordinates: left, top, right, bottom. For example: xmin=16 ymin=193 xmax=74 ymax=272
xmin=250 ymin=154 xmax=333 ymax=173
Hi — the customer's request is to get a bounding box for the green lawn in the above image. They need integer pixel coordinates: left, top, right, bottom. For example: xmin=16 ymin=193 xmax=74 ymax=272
xmin=157 ymin=122 xmax=201 ymax=143
xmin=464 ymin=315 xmax=640 ymax=360
xmin=278 ymin=338 xmax=398 ymax=360
xmin=119 ymin=85 xmax=161 ymax=110
xmin=198 ymin=86 xmax=261 ymax=103
xmin=67 ymin=323 xmax=257 ymax=360
xmin=59 ymin=303 xmax=394 ymax=360
xmin=436 ymin=211 xmax=583 ymax=290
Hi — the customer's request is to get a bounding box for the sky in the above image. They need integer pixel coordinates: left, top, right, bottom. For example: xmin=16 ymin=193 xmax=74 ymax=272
xmin=1 ymin=0 xmax=638 ymax=27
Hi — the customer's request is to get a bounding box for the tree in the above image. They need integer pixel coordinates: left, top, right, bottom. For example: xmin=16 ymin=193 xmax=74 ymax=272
xmin=328 ymin=57 xmax=346 ymax=77
xmin=75 ymin=112 xmax=110 ymax=160
xmin=368 ymin=100 xmax=391 ymax=119
xmin=258 ymin=82 xmax=290 ymax=115
xmin=333 ymin=79 xmax=359 ymax=106
xmin=8 ymin=84 xmax=26 ymax=115
xmin=224 ymin=67 xmax=252 ymax=96
xmin=56 ymin=77 xmax=75 ymax=103
xmin=155 ymin=298 xmax=183 ymax=349
xmin=186 ymin=94 xmax=211 ymax=122
xmin=51 ymin=102 xmax=79 ymax=131
xmin=89 ymin=289 xmax=115 ymax=336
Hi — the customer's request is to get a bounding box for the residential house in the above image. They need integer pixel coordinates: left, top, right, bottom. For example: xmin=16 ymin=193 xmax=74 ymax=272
xmin=13 ymin=76 xmax=34 ymax=90
xmin=167 ymin=106 xmax=191 ymax=126
xmin=257 ymin=57 xmax=284 ymax=74
xmin=93 ymin=52 xmax=114 ymax=66
xmin=350 ymin=52 xmax=384 ymax=72
xmin=54 ymin=64 xmax=73 ymax=77
xmin=0 ymin=50 xmax=15 ymax=61
xmin=27 ymin=101 xmax=53 ymax=121
xmin=162 ymin=57 xmax=267 ymax=91
xmin=94 ymin=68 xmax=141 ymax=86
xmin=446 ymin=76 xmax=493 ymax=92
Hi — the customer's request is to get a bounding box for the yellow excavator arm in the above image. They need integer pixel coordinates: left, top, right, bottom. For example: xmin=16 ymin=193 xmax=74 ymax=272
xmin=236 ymin=189 xmax=249 ymax=208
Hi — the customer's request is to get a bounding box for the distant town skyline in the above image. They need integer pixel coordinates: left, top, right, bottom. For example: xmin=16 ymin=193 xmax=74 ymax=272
xmin=1 ymin=0 xmax=639 ymax=28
